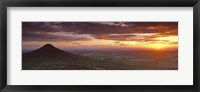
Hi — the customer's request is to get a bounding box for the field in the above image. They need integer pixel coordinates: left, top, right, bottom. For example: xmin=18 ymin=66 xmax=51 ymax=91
xmin=66 ymin=49 xmax=178 ymax=70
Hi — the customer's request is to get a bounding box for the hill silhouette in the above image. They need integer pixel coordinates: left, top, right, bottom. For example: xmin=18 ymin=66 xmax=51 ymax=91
xmin=22 ymin=44 xmax=130 ymax=70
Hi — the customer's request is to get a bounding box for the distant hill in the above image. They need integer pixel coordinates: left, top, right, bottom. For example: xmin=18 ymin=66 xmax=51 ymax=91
xmin=22 ymin=44 xmax=130 ymax=70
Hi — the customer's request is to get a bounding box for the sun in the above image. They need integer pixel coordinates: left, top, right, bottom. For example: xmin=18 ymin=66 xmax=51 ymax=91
xmin=155 ymin=44 xmax=162 ymax=49
xmin=147 ymin=43 xmax=167 ymax=50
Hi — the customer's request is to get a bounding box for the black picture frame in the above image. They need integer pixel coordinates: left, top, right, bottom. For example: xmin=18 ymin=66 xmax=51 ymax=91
xmin=0 ymin=0 xmax=199 ymax=92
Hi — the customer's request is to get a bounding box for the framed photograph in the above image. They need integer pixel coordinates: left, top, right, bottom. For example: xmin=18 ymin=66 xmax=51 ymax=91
xmin=0 ymin=0 xmax=199 ymax=92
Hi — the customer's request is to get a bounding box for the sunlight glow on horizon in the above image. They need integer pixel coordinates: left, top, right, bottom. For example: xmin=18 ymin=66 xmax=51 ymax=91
xmin=23 ymin=36 xmax=178 ymax=51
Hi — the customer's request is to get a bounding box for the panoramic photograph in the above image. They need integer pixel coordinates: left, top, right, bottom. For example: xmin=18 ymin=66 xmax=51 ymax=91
xmin=22 ymin=22 xmax=178 ymax=70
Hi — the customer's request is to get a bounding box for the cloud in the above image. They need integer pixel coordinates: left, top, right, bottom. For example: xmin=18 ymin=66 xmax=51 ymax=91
xmin=94 ymin=22 xmax=129 ymax=27
xmin=23 ymin=31 xmax=94 ymax=42
xmin=93 ymin=33 xmax=165 ymax=42
xmin=22 ymin=22 xmax=178 ymax=42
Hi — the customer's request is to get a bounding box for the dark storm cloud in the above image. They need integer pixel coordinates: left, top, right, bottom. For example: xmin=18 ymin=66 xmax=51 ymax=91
xmin=22 ymin=22 xmax=178 ymax=42
xmin=22 ymin=31 xmax=94 ymax=42
xmin=60 ymin=22 xmax=178 ymax=35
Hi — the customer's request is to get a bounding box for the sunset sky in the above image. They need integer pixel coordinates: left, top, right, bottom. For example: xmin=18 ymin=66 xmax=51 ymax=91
xmin=22 ymin=22 xmax=178 ymax=51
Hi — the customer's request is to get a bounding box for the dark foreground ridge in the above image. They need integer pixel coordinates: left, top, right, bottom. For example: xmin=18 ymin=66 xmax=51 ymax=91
xmin=22 ymin=44 xmax=130 ymax=70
